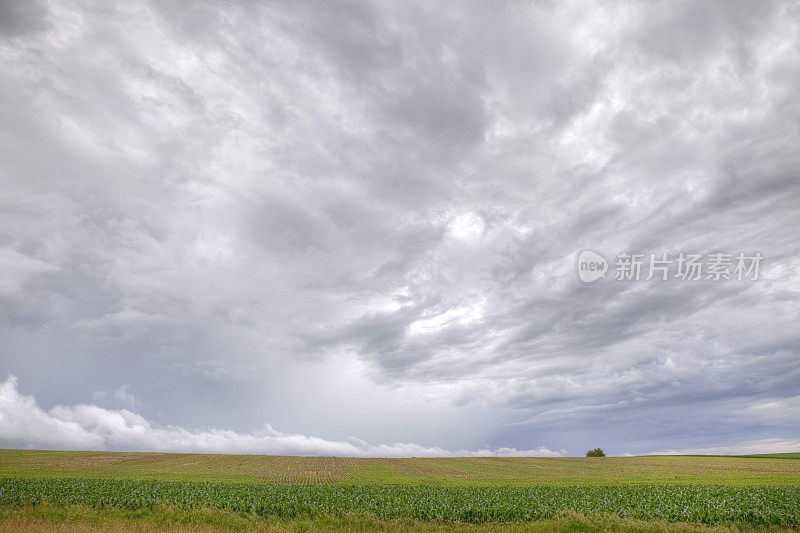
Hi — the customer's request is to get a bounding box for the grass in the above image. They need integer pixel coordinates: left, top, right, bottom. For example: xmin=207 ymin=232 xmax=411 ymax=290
xmin=734 ymin=454 xmax=800 ymax=460
xmin=0 ymin=506 xmax=790 ymax=533
xmin=1 ymin=450 xmax=798 ymax=531
xmin=1 ymin=504 xmax=791 ymax=532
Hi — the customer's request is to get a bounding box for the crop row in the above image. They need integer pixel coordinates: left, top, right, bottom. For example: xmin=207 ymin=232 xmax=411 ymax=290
xmin=1 ymin=478 xmax=798 ymax=525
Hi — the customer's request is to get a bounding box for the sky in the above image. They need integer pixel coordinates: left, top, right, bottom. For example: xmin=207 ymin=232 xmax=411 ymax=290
xmin=0 ymin=0 xmax=799 ymax=458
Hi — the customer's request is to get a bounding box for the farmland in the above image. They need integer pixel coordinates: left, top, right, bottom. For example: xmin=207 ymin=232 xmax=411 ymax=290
xmin=0 ymin=450 xmax=799 ymax=531
xmin=3 ymin=450 xmax=799 ymax=486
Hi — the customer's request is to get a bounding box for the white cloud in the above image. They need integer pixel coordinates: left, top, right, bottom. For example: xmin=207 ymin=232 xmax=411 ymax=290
xmin=0 ymin=376 xmax=564 ymax=457
xmin=650 ymin=439 xmax=800 ymax=456
xmin=448 ymin=212 xmax=485 ymax=240
xmin=92 ymin=384 xmax=140 ymax=409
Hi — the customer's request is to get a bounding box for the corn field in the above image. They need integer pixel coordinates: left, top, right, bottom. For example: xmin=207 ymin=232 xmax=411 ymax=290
xmin=1 ymin=477 xmax=798 ymax=526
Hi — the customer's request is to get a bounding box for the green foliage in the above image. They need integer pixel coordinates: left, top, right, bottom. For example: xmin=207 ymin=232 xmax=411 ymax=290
xmin=0 ymin=505 xmax=778 ymax=532
xmin=1 ymin=477 xmax=798 ymax=526
xmin=586 ymin=448 xmax=606 ymax=457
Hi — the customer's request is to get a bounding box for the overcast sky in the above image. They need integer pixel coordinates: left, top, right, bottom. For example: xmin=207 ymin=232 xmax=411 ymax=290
xmin=1 ymin=0 xmax=799 ymax=457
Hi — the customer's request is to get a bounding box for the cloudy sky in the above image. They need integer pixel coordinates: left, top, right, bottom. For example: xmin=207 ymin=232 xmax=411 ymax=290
xmin=1 ymin=0 xmax=799 ymax=457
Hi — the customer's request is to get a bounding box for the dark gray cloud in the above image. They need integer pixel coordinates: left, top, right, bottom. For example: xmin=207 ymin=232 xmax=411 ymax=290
xmin=0 ymin=0 xmax=798 ymax=456
xmin=0 ymin=0 xmax=49 ymax=36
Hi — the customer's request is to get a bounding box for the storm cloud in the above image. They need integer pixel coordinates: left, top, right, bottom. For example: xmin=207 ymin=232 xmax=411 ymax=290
xmin=0 ymin=0 xmax=798 ymax=456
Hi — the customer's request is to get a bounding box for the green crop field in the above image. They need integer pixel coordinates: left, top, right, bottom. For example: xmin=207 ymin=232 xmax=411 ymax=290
xmin=0 ymin=450 xmax=798 ymax=532
xmin=2 ymin=449 xmax=799 ymax=485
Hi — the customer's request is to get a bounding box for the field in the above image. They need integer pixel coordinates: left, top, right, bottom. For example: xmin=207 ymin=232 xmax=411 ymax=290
xmin=0 ymin=450 xmax=798 ymax=532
